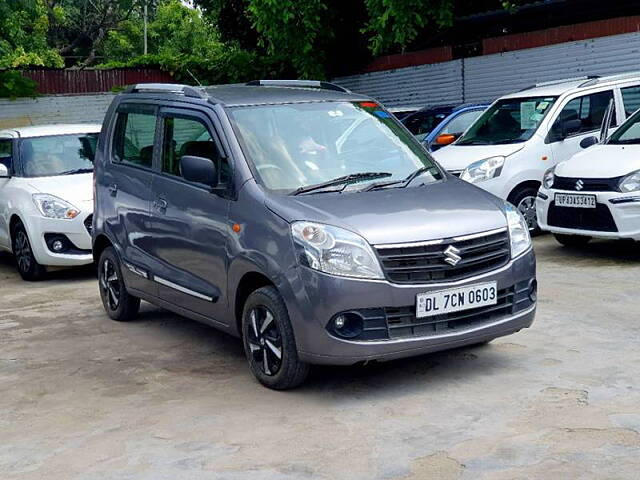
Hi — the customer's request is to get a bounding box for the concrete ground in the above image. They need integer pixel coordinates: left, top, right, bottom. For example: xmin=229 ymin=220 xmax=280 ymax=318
xmin=1 ymin=235 xmax=639 ymax=480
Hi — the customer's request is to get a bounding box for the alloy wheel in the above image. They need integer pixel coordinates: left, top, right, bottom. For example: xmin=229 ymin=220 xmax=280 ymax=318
xmin=246 ymin=306 xmax=283 ymax=376
xmin=14 ymin=231 xmax=32 ymax=273
xmin=517 ymin=196 xmax=538 ymax=231
xmin=100 ymin=258 xmax=121 ymax=311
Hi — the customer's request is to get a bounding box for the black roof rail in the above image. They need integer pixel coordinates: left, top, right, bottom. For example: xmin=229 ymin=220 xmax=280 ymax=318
xmin=124 ymin=83 xmax=207 ymax=99
xmin=246 ymin=79 xmax=351 ymax=93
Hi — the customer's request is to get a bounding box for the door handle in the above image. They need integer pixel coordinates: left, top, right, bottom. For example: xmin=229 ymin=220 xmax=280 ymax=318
xmin=154 ymin=197 xmax=168 ymax=212
xmin=108 ymin=184 xmax=118 ymax=196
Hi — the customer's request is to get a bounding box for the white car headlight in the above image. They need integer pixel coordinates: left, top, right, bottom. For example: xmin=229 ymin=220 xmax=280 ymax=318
xmin=32 ymin=194 xmax=80 ymax=219
xmin=460 ymin=156 xmax=505 ymax=184
xmin=619 ymin=170 xmax=640 ymax=192
xmin=291 ymin=221 xmax=384 ymax=279
xmin=505 ymin=202 xmax=532 ymax=259
xmin=543 ymin=166 xmax=556 ymax=189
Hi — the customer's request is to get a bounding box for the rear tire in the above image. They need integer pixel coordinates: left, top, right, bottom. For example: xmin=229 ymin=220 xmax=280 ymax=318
xmin=11 ymin=221 xmax=46 ymax=281
xmin=509 ymin=187 xmax=540 ymax=235
xmin=242 ymin=286 xmax=309 ymax=390
xmin=98 ymin=247 xmax=140 ymax=321
xmin=554 ymin=233 xmax=591 ymax=248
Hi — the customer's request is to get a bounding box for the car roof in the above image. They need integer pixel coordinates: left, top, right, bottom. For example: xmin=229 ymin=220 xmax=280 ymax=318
xmin=502 ymin=70 xmax=640 ymax=99
xmin=0 ymin=124 xmax=102 ymax=139
xmin=203 ymin=85 xmax=370 ymax=107
xmin=120 ymin=83 xmax=371 ymax=108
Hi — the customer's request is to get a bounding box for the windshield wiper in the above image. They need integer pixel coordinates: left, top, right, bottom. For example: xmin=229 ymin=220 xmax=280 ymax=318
xmin=59 ymin=168 xmax=93 ymax=175
xmin=362 ymin=166 xmax=432 ymax=192
xmin=292 ymin=172 xmax=392 ymax=196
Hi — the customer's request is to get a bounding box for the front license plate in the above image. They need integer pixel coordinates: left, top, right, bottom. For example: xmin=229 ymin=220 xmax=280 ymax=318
xmin=416 ymin=282 xmax=498 ymax=318
xmin=555 ymin=193 xmax=596 ymax=208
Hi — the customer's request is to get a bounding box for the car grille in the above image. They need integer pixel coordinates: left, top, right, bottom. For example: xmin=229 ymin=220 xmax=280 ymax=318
xmin=84 ymin=214 xmax=93 ymax=235
xmin=375 ymin=229 xmax=511 ymax=285
xmin=547 ymin=203 xmax=617 ymax=232
xmin=552 ymin=175 xmax=621 ymax=192
xmin=333 ymin=281 xmax=534 ymax=341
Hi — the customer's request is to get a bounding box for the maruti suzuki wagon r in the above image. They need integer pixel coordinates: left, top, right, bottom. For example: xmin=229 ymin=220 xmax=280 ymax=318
xmin=93 ymin=81 xmax=537 ymax=389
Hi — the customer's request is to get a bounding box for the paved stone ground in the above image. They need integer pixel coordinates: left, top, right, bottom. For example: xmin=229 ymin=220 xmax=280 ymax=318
xmin=1 ymin=235 xmax=639 ymax=479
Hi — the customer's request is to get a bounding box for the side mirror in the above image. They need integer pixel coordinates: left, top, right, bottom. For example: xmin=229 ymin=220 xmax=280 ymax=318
xmin=561 ymin=118 xmax=582 ymax=138
xmin=580 ymin=136 xmax=598 ymax=149
xmin=180 ymin=155 xmax=217 ymax=188
xmin=435 ymin=133 xmax=456 ymax=146
xmin=0 ymin=164 xmax=9 ymax=178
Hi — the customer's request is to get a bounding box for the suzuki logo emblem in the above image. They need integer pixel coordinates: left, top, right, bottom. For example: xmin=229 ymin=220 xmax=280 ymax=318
xmin=444 ymin=246 xmax=462 ymax=266
xmin=575 ymin=179 xmax=584 ymax=191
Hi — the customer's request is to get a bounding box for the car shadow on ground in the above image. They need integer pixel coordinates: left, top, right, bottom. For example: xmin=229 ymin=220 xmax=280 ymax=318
xmin=534 ymin=236 xmax=640 ymax=264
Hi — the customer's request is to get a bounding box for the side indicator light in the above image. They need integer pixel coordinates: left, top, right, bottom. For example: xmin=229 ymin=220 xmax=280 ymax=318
xmin=232 ymin=223 xmax=242 ymax=233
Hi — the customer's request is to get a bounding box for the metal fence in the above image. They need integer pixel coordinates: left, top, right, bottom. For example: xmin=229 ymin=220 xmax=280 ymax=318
xmin=334 ymin=30 xmax=640 ymax=108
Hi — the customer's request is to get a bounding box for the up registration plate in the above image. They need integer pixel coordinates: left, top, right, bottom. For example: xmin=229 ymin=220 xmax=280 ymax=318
xmin=416 ymin=282 xmax=497 ymax=318
xmin=555 ymin=193 xmax=596 ymax=208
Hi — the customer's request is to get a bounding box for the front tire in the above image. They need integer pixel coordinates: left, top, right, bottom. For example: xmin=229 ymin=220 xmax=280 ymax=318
xmin=554 ymin=233 xmax=591 ymax=248
xmin=98 ymin=247 xmax=140 ymax=321
xmin=11 ymin=221 xmax=46 ymax=281
xmin=242 ymin=286 xmax=309 ymax=390
xmin=509 ymin=187 xmax=540 ymax=235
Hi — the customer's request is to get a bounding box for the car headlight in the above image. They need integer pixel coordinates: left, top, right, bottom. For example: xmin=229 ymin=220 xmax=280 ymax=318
xmin=543 ymin=166 xmax=555 ymax=189
xmin=505 ymin=202 xmax=531 ymax=259
xmin=32 ymin=194 xmax=80 ymax=219
xmin=460 ymin=156 xmax=505 ymax=183
xmin=619 ymin=170 xmax=640 ymax=192
xmin=291 ymin=221 xmax=384 ymax=279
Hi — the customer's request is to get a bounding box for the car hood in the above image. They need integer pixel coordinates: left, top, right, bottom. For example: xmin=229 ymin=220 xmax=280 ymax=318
xmin=26 ymin=173 xmax=93 ymax=210
xmin=432 ymin=143 xmax=526 ymax=171
xmin=265 ymin=179 xmax=508 ymax=245
xmin=556 ymin=144 xmax=640 ymax=178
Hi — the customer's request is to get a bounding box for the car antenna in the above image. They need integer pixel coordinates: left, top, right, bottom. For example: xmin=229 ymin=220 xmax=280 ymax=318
xmin=186 ymin=69 xmax=203 ymax=87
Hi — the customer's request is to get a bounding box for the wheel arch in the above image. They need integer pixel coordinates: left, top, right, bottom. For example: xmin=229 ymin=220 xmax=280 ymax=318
xmin=233 ymin=271 xmax=276 ymax=337
xmin=507 ymin=180 xmax=541 ymax=203
xmin=92 ymin=234 xmax=113 ymax=264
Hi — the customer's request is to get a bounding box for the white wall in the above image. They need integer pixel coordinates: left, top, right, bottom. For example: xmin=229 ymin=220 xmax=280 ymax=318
xmin=0 ymin=93 xmax=115 ymax=129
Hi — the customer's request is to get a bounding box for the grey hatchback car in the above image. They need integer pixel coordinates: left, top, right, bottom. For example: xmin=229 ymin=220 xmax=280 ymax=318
xmin=93 ymin=81 xmax=536 ymax=389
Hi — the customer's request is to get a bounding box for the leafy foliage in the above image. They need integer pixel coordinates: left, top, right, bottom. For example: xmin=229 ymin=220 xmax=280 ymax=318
xmin=0 ymin=0 xmax=63 ymax=68
xmin=363 ymin=0 xmax=454 ymax=56
xmin=0 ymin=71 xmax=39 ymax=99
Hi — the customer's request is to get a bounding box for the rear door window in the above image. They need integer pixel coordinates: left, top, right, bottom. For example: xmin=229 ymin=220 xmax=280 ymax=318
xmin=621 ymin=85 xmax=640 ymax=116
xmin=112 ymin=106 xmax=157 ymax=168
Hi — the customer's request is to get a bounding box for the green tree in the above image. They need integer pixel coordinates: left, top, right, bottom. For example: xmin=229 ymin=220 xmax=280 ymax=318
xmin=0 ymin=0 xmax=63 ymax=67
xmin=363 ymin=0 xmax=454 ymax=56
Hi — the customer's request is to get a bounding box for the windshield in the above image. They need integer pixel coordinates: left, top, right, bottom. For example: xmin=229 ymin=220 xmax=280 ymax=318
xmin=608 ymin=108 xmax=640 ymax=144
xmin=457 ymin=96 xmax=557 ymax=145
xmin=20 ymin=133 xmax=98 ymax=177
xmin=228 ymin=101 xmax=442 ymax=193
xmin=402 ymin=110 xmax=449 ymax=140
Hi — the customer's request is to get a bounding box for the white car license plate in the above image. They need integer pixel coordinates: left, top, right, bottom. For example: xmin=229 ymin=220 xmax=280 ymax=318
xmin=416 ymin=282 xmax=498 ymax=318
xmin=555 ymin=193 xmax=596 ymax=208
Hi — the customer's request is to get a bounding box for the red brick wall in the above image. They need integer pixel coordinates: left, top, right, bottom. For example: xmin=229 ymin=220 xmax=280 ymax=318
xmin=360 ymin=16 xmax=640 ymax=73
xmin=483 ymin=16 xmax=640 ymax=54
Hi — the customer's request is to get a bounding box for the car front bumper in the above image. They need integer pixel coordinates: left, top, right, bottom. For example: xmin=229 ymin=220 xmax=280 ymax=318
xmin=282 ymin=249 xmax=536 ymax=365
xmin=536 ymin=188 xmax=640 ymax=240
xmin=24 ymin=212 xmax=93 ymax=266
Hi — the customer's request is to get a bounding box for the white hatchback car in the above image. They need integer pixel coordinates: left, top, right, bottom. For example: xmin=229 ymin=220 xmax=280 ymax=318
xmin=433 ymin=72 xmax=640 ymax=232
xmin=537 ymin=107 xmax=640 ymax=246
xmin=0 ymin=124 xmax=101 ymax=280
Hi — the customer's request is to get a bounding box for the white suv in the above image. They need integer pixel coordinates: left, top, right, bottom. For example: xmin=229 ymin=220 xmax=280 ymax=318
xmin=0 ymin=124 xmax=101 ymax=280
xmin=433 ymin=72 xmax=640 ymax=231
